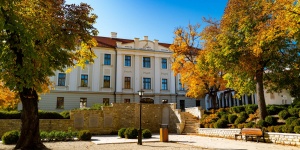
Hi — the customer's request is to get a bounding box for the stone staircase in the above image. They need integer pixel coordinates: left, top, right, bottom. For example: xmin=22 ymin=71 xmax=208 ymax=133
xmin=181 ymin=112 xmax=199 ymax=135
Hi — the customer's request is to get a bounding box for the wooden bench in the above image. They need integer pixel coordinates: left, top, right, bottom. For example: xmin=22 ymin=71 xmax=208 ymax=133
xmin=235 ymin=128 xmax=265 ymax=143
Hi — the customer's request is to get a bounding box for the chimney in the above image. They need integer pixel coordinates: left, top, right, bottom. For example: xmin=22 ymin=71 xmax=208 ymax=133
xmin=134 ymin=38 xmax=139 ymax=49
xmin=154 ymin=39 xmax=159 ymax=50
xmin=116 ymin=41 xmax=122 ymax=47
xmin=144 ymin=36 xmax=148 ymax=41
xmin=111 ymin=32 xmax=117 ymax=38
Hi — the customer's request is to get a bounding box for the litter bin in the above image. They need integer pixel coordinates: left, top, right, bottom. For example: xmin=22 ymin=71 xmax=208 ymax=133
xmin=160 ymin=124 xmax=168 ymax=142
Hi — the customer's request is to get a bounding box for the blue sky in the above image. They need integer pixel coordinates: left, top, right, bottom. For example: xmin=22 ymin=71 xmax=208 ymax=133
xmin=66 ymin=0 xmax=228 ymax=43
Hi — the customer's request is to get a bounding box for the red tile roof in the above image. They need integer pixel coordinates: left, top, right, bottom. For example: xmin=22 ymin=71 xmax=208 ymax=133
xmin=93 ymin=36 xmax=171 ymax=48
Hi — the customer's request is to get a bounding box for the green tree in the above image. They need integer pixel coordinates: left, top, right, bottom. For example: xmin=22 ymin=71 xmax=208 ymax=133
xmin=217 ymin=0 xmax=300 ymax=119
xmin=0 ymin=0 xmax=98 ymax=149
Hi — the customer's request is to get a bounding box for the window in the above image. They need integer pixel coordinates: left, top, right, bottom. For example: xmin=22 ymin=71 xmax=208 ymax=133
xmin=161 ymin=79 xmax=168 ymax=90
xmin=58 ymin=73 xmax=66 ymax=86
xmin=124 ymin=99 xmax=130 ymax=103
xmin=125 ymin=55 xmax=131 ymax=66
xmin=104 ymin=54 xmax=111 ymax=65
xmin=179 ymin=79 xmax=184 ymax=91
xmin=56 ymin=97 xmax=64 ymax=109
xmin=161 ymin=58 xmax=167 ymax=69
xmin=143 ymin=57 xmax=151 ymax=68
xmin=103 ymin=98 xmax=109 ymax=106
xmin=124 ymin=77 xmax=131 ymax=89
xmin=103 ymin=76 xmax=110 ymax=88
xmin=80 ymin=98 xmax=87 ymax=108
xmin=143 ymin=78 xmax=151 ymax=89
xmin=81 ymin=74 xmax=88 ymax=87
xmin=270 ymin=93 xmax=275 ymax=99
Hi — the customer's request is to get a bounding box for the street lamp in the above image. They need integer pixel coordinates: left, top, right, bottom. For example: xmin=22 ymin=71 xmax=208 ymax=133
xmin=137 ymin=89 xmax=144 ymax=145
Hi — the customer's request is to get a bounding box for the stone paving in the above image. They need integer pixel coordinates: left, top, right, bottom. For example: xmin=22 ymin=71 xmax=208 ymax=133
xmin=92 ymin=134 xmax=300 ymax=150
xmin=1 ymin=134 xmax=300 ymax=150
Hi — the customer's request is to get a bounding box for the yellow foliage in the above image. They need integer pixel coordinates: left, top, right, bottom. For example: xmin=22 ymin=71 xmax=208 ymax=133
xmin=170 ymin=23 xmax=227 ymax=99
xmin=0 ymin=82 xmax=19 ymax=110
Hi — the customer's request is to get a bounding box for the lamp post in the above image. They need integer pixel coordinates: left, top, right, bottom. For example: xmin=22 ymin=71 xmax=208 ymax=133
xmin=137 ymin=89 xmax=144 ymax=145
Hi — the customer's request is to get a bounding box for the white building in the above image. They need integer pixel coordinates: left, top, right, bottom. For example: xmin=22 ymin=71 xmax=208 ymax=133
xmin=204 ymin=89 xmax=294 ymax=110
xmin=37 ymin=32 xmax=203 ymax=112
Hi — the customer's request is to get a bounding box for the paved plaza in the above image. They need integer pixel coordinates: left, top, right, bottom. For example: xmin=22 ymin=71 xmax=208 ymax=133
xmin=1 ymin=134 xmax=299 ymax=150
xmin=91 ymin=134 xmax=299 ymax=150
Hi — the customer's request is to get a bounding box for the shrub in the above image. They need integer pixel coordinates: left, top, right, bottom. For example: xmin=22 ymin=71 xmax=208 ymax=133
xmin=209 ymin=123 xmax=214 ymax=128
xmin=0 ymin=111 xmax=21 ymax=119
xmin=267 ymin=105 xmax=286 ymax=115
xmin=55 ymin=131 xmax=67 ymax=141
xmin=221 ymin=114 xmax=228 ymax=120
xmin=142 ymin=129 xmax=152 ymax=138
xmin=256 ymin=120 xmax=267 ymax=128
xmin=291 ymin=119 xmax=300 ymax=127
xmin=228 ymin=114 xmax=238 ymax=124
xmin=90 ymin=103 xmax=103 ymax=110
xmin=282 ymin=125 xmax=294 ymax=133
xmin=237 ymin=123 xmax=244 ymax=129
xmin=77 ymin=130 xmax=91 ymax=141
xmin=245 ymin=104 xmax=258 ymax=114
xmin=40 ymin=131 xmax=48 ymax=141
xmin=267 ymin=126 xmax=275 ymax=132
xmin=294 ymin=126 xmax=300 ymax=134
xmin=234 ymin=117 xmax=246 ymax=125
xmin=38 ymin=110 xmax=64 ymax=119
xmin=60 ymin=111 xmax=70 ymax=119
xmin=285 ymin=117 xmax=298 ymax=125
xmin=124 ymin=127 xmax=138 ymax=139
xmin=265 ymin=115 xmax=277 ymax=126
xmin=230 ymin=106 xmax=245 ymax=113
xmin=245 ymin=122 xmax=255 ymax=128
xmin=214 ymin=119 xmax=228 ymax=128
xmin=118 ymin=128 xmax=127 ymax=138
xmin=2 ymin=130 xmax=19 ymax=144
xmin=278 ymin=110 xmax=289 ymax=120
xmin=267 ymin=106 xmax=276 ymax=115
xmin=217 ymin=111 xmax=228 ymax=118
xmin=204 ymin=124 xmax=209 ymax=128
xmin=288 ymin=108 xmax=300 ymax=117
xmin=239 ymin=112 xmax=248 ymax=119
xmin=274 ymin=125 xmax=284 ymax=133
xmin=47 ymin=131 xmax=56 ymax=141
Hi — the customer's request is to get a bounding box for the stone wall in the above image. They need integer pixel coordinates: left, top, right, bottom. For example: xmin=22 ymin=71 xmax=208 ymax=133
xmin=0 ymin=103 xmax=180 ymax=137
xmin=185 ymin=107 xmax=204 ymax=119
xmin=198 ymin=128 xmax=240 ymax=139
xmin=267 ymin=132 xmax=300 ymax=146
xmin=198 ymin=128 xmax=300 ymax=146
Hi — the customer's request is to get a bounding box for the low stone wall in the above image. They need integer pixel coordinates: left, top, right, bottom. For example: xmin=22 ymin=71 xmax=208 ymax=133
xmin=198 ymin=128 xmax=300 ymax=146
xmin=0 ymin=119 xmax=72 ymax=138
xmin=0 ymin=103 xmax=180 ymax=137
xmin=267 ymin=132 xmax=300 ymax=146
xmin=198 ymin=128 xmax=240 ymax=139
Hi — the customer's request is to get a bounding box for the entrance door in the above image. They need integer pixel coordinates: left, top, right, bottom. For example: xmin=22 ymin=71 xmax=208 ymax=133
xmin=180 ymin=100 xmax=185 ymax=112
xmin=196 ymin=100 xmax=200 ymax=107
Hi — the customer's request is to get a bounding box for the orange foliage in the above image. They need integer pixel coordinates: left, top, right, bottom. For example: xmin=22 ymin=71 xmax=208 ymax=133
xmin=0 ymin=82 xmax=19 ymax=110
xmin=170 ymin=23 xmax=227 ymax=100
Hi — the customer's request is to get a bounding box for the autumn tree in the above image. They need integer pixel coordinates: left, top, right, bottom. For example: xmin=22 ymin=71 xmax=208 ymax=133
xmin=170 ymin=23 xmax=227 ymax=109
xmin=0 ymin=82 xmax=19 ymax=110
xmin=217 ymin=0 xmax=300 ymax=119
xmin=0 ymin=0 xmax=98 ymax=149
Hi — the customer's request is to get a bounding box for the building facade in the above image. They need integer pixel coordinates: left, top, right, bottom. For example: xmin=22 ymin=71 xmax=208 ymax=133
xmin=36 ymin=32 xmax=203 ymax=112
xmin=24 ymin=32 xmax=292 ymax=112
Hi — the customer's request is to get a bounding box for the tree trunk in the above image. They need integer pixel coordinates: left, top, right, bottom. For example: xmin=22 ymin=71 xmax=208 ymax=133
xmin=210 ymin=92 xmax=217 ymax=109
xmin=15 ymin=88 xmax=46 ymax=150
xmin=256 ymin=69 xmax=268 ymax=120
